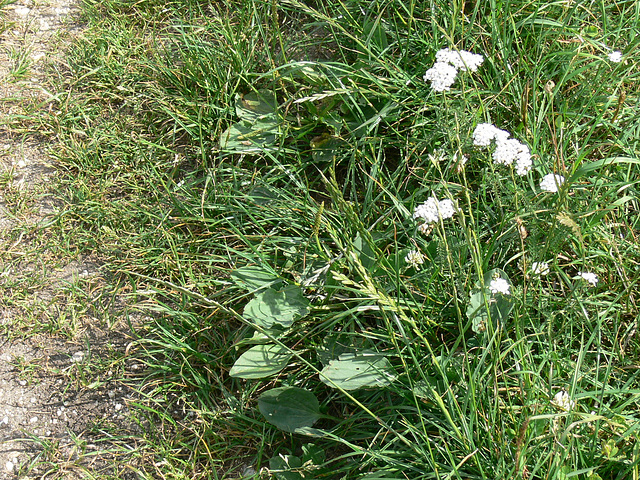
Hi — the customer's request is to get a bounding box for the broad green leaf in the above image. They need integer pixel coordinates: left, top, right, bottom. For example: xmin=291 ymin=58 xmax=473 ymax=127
xmin=235 ymin=89 xmax=278 ymax=122
xmin=233 ymin=327 xmax=286 ymax=348
xmin=230 ymin=265 xmax=282 ymax=292
xmin=412 ymin=380 xmax=436 ymax=400
xmin=353 ymin=233 xmax=376 ymax=271
xmin=301 ymin=444 xmax=325 ymax=465
xmin=467 ymin=268 xmax=514 ymax=334
xmin=248 ymin=185 xmax=279 ymax=206
xmin=316 ymin=333 xmax=354 ymax=366
xmin=556 ymin=466 xmax=572 ymax=480
xmin=229 ymin=344 xmax=292 ymax=379
xmin=219 ymin=119 xmax=278 ymax=153
xmin=310 ymin=134 xmax=344 ymax=163
xmin=258 ymin=387 xmax=321 ymax=433
xmin=269 ymin=455 xmax=304 ymax=480
xmin=244 ymin=285 xmax=310 ymax=329
xmin=319 ymin=352 xmax=395 ymax=390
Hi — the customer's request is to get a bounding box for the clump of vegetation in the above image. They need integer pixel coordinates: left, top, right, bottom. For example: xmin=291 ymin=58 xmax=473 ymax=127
xmin=36 ymin=0 xmax=640 ymax=478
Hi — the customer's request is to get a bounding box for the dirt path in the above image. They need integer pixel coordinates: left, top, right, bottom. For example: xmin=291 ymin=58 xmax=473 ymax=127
xmin=1 ymin=2 xmax=141 ymax=478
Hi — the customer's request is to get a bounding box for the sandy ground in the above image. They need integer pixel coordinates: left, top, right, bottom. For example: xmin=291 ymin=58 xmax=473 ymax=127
xmin=0 ymin=1 xmax=142 ymax=478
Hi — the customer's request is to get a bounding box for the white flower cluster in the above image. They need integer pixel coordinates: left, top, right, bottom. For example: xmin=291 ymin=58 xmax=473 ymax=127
xmin=539 ymin=173 xmax=565 ymax=193
xmin=577 ymin=271 xmax=598 ymax=286
xmin=608 ymin=50 xmax=622 ymax=63
xmin=423 ymin=48 xmax=484 ymax=92
xmin=404 ymin=250 xmax=425 ymax=269
xmin=423 ymin=62 xmax=458 ymax=92
xmin=413 ymin=196 xmax=456 ymax=231
xmin=472 ymin=123 xmax=532 ymax=175
xmin=435 ymin=48 xmax=485 ymax=72
xmin=551 ymin=390 xmax=575 ymax=411
xmin=489 ymin=277 xmax=511 ymax=295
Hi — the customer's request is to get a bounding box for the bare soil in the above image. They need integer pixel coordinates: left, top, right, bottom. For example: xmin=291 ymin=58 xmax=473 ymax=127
xmin=1 ymin=1 xmax=143 ymax=478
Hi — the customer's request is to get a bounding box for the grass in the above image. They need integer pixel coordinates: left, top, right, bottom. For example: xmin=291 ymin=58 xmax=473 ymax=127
xmin=2 ymin=0 xmax=640 ymax=478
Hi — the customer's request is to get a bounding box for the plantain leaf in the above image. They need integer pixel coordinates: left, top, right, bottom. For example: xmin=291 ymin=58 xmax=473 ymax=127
xmin=258 ymin=387 xmax=321 ymax=433
xmin=243 ymin=285 xmax=310 ymax=329
xmin=235 ymin=89 xmax=278 ymax=122
xmin=230 ymin=265 xmax=282 ymax=292
xmin=229 ymin=344 xmax=292 ymax=379
xmin=219 ymin=119 xmax=278 ymax=153
xmin=319 ymin=352 xmax=395 ymax=390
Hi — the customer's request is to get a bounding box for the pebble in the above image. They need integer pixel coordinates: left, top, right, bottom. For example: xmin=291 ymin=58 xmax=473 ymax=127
xmin=5 ymin=461 xmax=13 ymax=472
xmin=70 ymin=351 xmax=84 ymax=363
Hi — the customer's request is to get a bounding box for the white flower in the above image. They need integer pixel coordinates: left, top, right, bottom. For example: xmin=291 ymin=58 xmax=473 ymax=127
xmin=472 ymin=123 xmax=510 ymax=147
xmin=413 ymin=196 xmax=456 ymax=226
xmin=423 ymin=48 xmax=484 ymax=92
xmin=404 ymin=250 xmax=425 ymax=269
xmin=435 ymin=48 xmax=484 ymax=72
xmin=577 ymin=271 xmax=598 ymax=286
xmin=515 ymin=148 xmax=532 ymax=176
xmin=608 ymin=50 xmax=622 ymax=63
xmin=539 ymin=173 xmax=565 ymax=193
xmin=530 ymin=262 xmax=550 ymax=276
xmin=423 ymin=62 xmax=458 ymax=91
xmin=472 ymin=124 xmax=532 ymax=175
xmin=473 ymin=123 xmax=500 ymax=146
xmin=492 ymin=138 xmax=523 ymax=166
xmin=488 ymin=277 xmax=510 ymax=295
xmin=551 ymin=390 xmax=575 ymax=411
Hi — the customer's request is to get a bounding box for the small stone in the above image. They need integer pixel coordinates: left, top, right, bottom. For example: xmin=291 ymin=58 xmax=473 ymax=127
xmin=114 ymin=403 xmax=122 ymax=411
xmin=71 ymin=351 xmax=84 ymax=363
xmin=29 ymin=416 xmax=38 ymax=423
xmin=18 ymin=380 xmax=27 ymax=386
xmin=5 ymin=461 xmax=13 ymax=472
